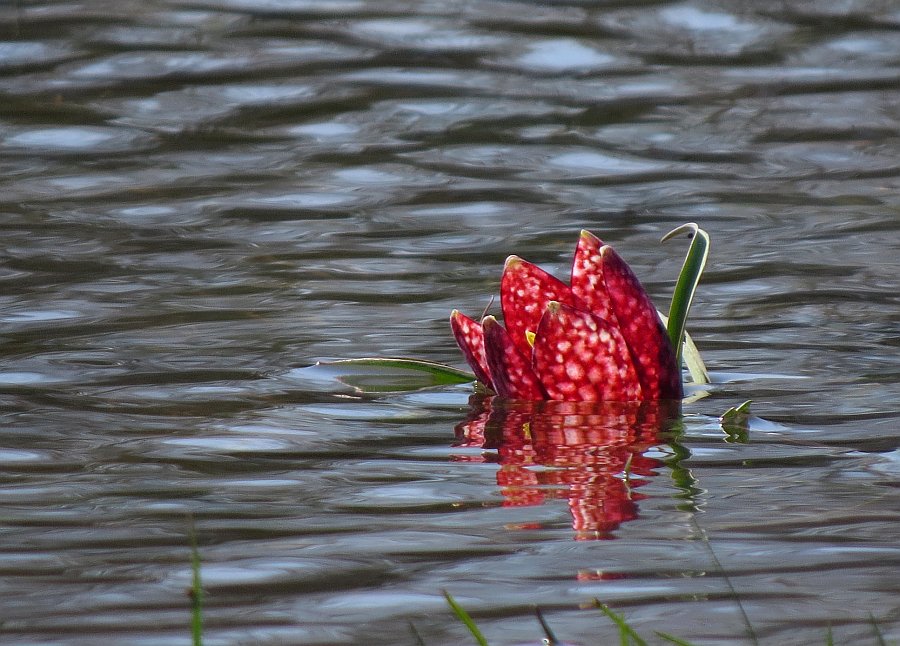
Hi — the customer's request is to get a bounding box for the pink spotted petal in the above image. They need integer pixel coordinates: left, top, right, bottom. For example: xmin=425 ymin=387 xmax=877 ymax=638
xmin=450 ymin=310 xmax=495 ymax=392
xmin=570 ymin=230 xmax=615 ymax=323
xmin=533 ymin=302 xmax=643 ymax=402
xmin=500 ymin=255 xmax=585 ymax=357
xmin=482 ymin=316 xmax=546 ymax=401
xmin=599 ymin=246 xmax=682 ymax=400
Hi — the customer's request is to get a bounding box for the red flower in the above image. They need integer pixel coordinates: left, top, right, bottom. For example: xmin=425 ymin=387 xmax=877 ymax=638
xmin=451 ymin=231 xmax=682 ymax=402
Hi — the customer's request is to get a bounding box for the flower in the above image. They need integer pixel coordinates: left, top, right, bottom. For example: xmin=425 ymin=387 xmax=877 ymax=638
xmin=450 ymin=230 xmax=682 ymax=402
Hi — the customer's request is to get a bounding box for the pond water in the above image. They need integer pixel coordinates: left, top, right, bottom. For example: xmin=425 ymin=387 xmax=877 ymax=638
xmin=1 ymin=1 xmax=898 ymax=644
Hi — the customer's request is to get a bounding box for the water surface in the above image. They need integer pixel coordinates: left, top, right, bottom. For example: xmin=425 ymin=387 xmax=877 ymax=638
xmin=1 ymin=1 xmax=898 ymax=644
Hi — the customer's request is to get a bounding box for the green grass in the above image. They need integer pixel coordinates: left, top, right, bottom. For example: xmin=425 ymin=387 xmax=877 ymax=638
xmin=185 ymin=532 xmax=893 ymax=646
xmin=441 ymin=592 xmax=894 ymax=646
xmin=188 ymin=521 xmax=203 ymax=646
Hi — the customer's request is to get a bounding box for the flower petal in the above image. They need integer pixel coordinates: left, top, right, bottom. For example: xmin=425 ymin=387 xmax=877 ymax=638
xmin=533 ymin=302 xmax=643 ymax=402
xmin=501 ymin=255 xmax=584 ymax=357
xmin=570 ymin=230 xmax=616 ymax=323
xmin=450 ymin=310 xmax=495 ymax=391
xmin=598 ymin=246 xmax=683 ymax=400
xmin=482 ymin=316 xmax=546 ymax=400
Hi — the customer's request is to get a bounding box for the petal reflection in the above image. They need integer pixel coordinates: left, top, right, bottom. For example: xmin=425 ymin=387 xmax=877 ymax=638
xmin=452 ymin=397 xmax=680 ymax=539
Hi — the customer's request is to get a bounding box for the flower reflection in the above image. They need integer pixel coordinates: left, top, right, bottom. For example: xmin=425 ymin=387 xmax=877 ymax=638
xmin=452 ymin=396 xmax=679 ymax=540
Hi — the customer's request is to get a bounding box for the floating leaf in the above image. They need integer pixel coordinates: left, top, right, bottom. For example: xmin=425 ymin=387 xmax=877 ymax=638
xmin=317 ymin=358 xmax=475 ymax=393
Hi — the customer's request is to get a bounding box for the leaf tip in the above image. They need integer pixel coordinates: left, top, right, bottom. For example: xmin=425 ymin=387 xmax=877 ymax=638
xmin=661 ymin=221 xmax=700 ymax=243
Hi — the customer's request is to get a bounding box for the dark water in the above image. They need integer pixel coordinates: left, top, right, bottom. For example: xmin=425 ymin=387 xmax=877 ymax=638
xmin=1 ymin=1 xmax=899 ymax=644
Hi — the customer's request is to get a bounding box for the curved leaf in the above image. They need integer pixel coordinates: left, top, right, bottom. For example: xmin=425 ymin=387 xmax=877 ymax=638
xmin=661 ymin=223 xmax=709 ymax=368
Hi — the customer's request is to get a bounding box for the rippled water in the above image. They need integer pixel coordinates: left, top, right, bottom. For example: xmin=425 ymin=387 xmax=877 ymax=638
xmin=1 ymin=2 xmax=899 ymax=645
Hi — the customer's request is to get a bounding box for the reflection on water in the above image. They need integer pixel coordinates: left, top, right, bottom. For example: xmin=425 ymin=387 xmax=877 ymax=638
xmin=453 ymin=397 xmax=680 ymax=540
xmin=1 ymin=0 xmax=899 ymax=644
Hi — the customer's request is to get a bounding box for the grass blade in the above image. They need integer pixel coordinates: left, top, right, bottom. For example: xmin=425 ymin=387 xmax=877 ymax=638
xmin=444 ymin=591 xmax=489 ymax=646
xmin=534 ymin=606 xmax=559 ymax=645
xmin=661 ymin=223 xmax=709 ymax=368
xmin=409 ymin=621 xmax=428 ymax=646
xmin=869 ymin=613 xmax=887 ymax=646
xmin=594 ymin=600 xmax=648 ymax=646
xmin=690 ymin=517 xmax=758 ymax=645
xmin=188 ymin=522 xmax=203 ymax=646
xmin=655 ymin=631 xmax=699 ymax=645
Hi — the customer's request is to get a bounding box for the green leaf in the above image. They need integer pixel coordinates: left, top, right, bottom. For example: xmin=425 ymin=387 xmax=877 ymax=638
xmin=720 ymin=400 xmax=752 ymax=443
xmin=681 ymin=329 xmax=709 ymax=385
xmin=722 ymin=400 xmax=752 ymax=419
xmin=662 ymin=223 xmax=710 ymax=369
xmin=444 ymin=591 xmax=490 ymax=646
xmin=658 ymin=312 xmax=710 ymax=385
xmin=317 ymin=358 xmax=476 ymax=393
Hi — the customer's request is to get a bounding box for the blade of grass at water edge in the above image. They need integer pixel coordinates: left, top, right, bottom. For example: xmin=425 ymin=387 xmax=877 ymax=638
xmin=409 ymin=621 xmax=427 ymax=646
xmin=594 ymin=601 xmax=648 ymax=646
xmin=534 ymin=607 xmax=560 ymax=645
xmin=655 ymin=631 xmax=699 ymax=646
xmin=689 ymin=517 xmax=759 ymax=646
xmin=869 ymin=613 xmax=887 ymax=646
xmin=444 ymin=591 xmax=489 ymax=646
xmin=662 ymin=223 xmax=709 ymax=369
xmin=189 ymin=523 xmax=203 ymax=646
